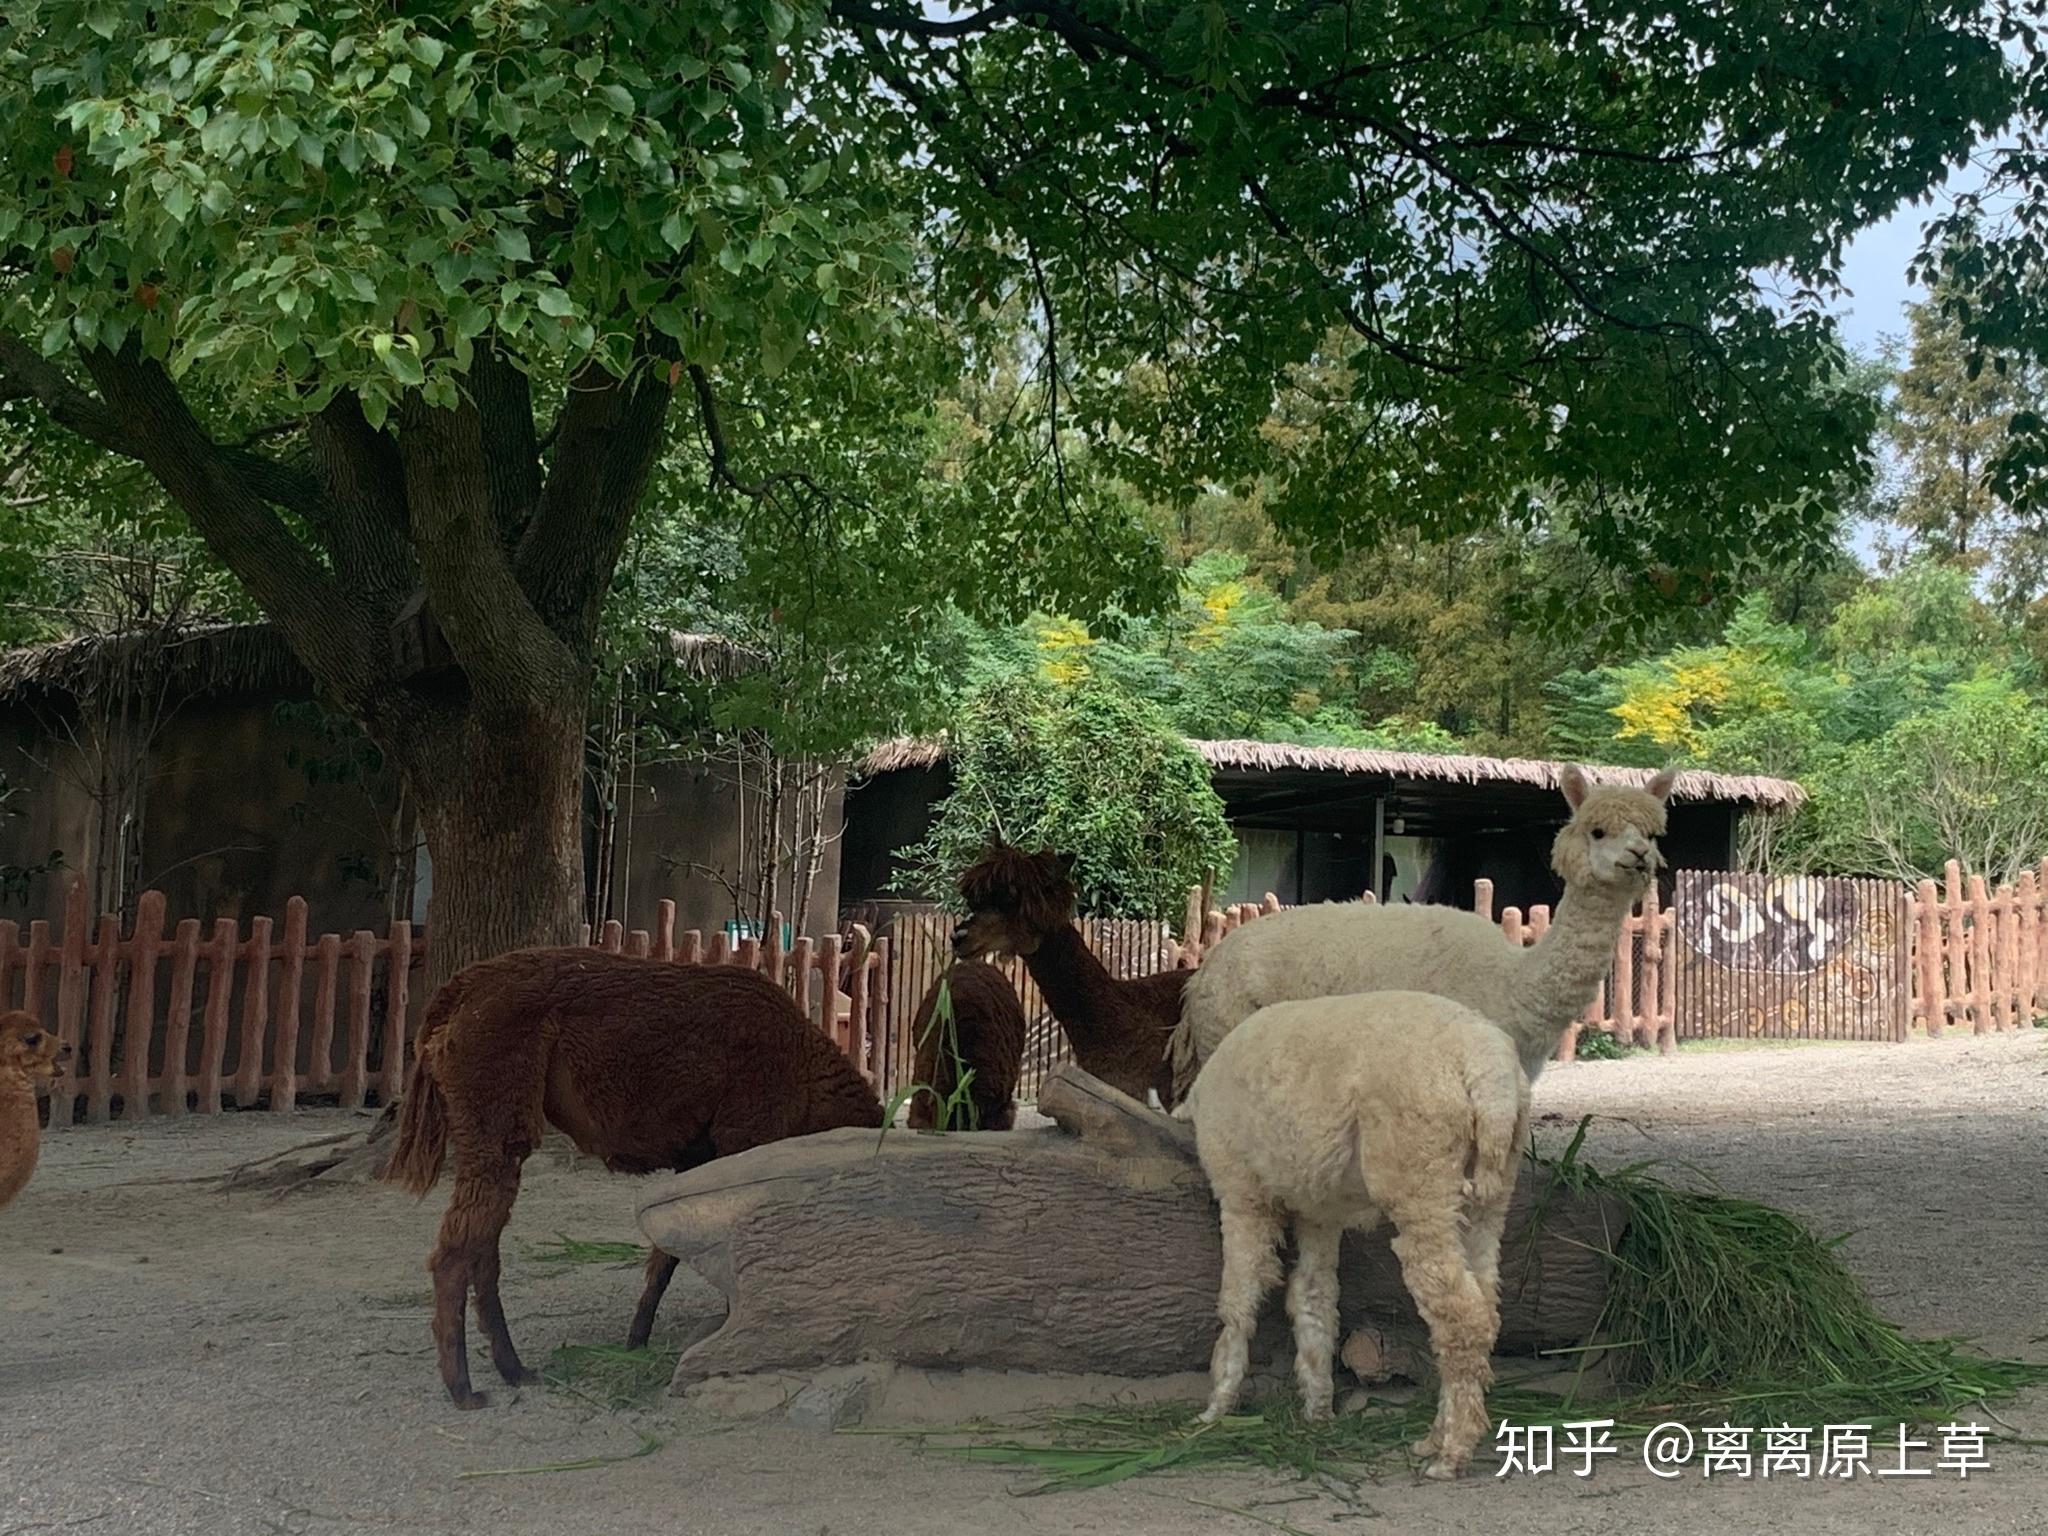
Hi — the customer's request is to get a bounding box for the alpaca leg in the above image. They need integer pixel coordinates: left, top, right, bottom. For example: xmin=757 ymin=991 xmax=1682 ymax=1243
xmin=469 ymin=1163 xmax=538 ymax=1388
xmin=1285 ymin=1217 xmax=1344 ymax=1421
xmin=1200 ymin=1199 xmax=1283 ymax=1424
xmin=1387 ymin=1203 xmax=1499 ymax=1480
xmin=428 ymin=1162 xmax=524 ymax=1408
xmin=628 ymin=1249 xmax=681 ymax=1349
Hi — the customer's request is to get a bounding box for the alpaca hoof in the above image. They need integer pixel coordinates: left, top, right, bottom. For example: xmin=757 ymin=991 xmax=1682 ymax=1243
xmin=1197 ymin=1401 xmax=1232 ymax=1425
xmin=498 ymin=1365 xmax=541 ymax=1387
xmin=1424 ymin=1455 xmax=1467 ymax=1482
xmin=450 ymin=1389 xmax=489 ymax=1410
xmin=1302 ymin=1401 xmax=1334 ymax=1424
xmin=1411 ymin=1431 xmax=1442 ymax=1457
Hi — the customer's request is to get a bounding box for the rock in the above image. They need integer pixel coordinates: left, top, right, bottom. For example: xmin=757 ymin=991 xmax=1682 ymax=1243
xmin=785 ymin=1363 xmax=892 ymax=1431
xmin=638 ymin=1065 xmax=1626 ymax=1393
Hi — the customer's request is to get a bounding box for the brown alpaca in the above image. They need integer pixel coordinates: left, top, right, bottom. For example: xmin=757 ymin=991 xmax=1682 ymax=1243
xmin=384 ymin=949 xmax=884 ymax=1408
xmin=0 ymin=1010 xmax=70 ymax=1213
xmin=906 ymin=961 xmax=1027 ymax=1131
xmin=952 ymin=845 xmax=1188 ymax=1108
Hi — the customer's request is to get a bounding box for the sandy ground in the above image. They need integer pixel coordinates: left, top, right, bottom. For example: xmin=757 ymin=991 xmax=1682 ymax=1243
xmin=5 ymin=1030 xmax=2047 ymax=1536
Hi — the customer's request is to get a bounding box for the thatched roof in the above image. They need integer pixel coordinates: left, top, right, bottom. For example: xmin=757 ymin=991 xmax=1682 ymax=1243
xmin=0 ymin=621 xmax=754 ymax=705
xmin=856 ymin=733 xmax=1806 ymax=810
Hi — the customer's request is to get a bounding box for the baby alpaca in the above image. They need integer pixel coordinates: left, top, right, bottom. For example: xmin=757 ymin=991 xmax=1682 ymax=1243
xmin=1 ymin=1011 xmax=71 ymax=1212
xmin=1187 ymin=991 xmax=1531 ymax=1480
xmin=907 ymin=962 xmax=1027 ymax=1131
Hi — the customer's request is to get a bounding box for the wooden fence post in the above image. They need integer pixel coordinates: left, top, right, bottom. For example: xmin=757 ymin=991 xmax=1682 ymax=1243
xmin=626 ymin=928 xmax=652 ymax=959
xmin=120 ymin=891 xmax=166 ymax=1119
xmin=196 ymin=918 xmax=239 ymax=1113
xmin=1473 ymin=878 xmax=1494 ymax=923
xmin=1966 ymin=875 xmax=1993 ymax=1034
xmin=678 ymin=928 xmax=704 ymax=965
xmin=1638 ymin=885 xmax=1663 ymax=1050
xmin=601 ymin=919 xmax=624 ymax=954
xmin=1915 ymin=879 xmax=1943 ymax=1038
xmin=378 ymin=920 xmax=413 ymax=1105
xmin=84 ymin=913 xmax=120 ymax=1124
xmin=155 ymin=919 xmax=200 ymax=1117
xmin=21 ymin=918 xmax=49 ymax=1021
xmin=1942 ymin=861 xmax=1967 ymax=1034
xmin=308 ymin=932 xmax=342 ymax=1092
xmin=341 ymin=929 xmax=377 ymax=1109
xmin=1996 ymin=882 xmax=2020 ymax=1031
xmin=654 ymin=901 xmax=676 ymax=962
xmin=47 ymin=881 xmax=89 ymax=1130
xmin=233 ymin=915 xmax=273 ymax=1108
xmin=270 ymin=899 xmax=309 ymax=1111
xmin=1613 ymin=905 xmax=1637 ymax=1049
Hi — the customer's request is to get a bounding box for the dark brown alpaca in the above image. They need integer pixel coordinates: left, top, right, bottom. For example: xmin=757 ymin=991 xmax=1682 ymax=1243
xmin=952 ymin=845 xmax=1188 ymax=1108
xmin=385 ymin=948 xmax=883 ymax=1408
xmin=906 ymin=961 xmax=1027 ymax=1131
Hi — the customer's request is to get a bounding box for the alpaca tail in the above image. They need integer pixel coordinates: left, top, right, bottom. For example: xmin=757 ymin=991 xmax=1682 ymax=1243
xmin=382 ymin=973 xmax=465 ymax=1198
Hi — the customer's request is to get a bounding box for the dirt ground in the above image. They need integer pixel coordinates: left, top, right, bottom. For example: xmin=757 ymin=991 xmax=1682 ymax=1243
xmin=5 ymin=1030 xmax=2047 ymax=1536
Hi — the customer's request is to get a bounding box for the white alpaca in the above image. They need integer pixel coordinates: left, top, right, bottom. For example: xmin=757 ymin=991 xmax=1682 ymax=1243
xmin=1187 ymin=991 xmax=1532 ymax=1479
xmin=1168 ymin=766 xmax=1675 ymax=1105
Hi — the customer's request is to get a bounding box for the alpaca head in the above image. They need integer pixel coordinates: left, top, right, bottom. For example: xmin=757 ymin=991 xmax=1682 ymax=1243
xmin=0 ymin=1010 xmax=68 ymax=1088
xmin=952 ymin=843 xmax=1077 ymax=959
xmin=1549 ymin=766 xmax=1676 ymax=894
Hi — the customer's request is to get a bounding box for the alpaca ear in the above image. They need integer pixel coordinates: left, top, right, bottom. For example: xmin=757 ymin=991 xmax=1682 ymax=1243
xmin=1646 ymin=768 xmax=1677 ymax=803
xmin=1560 ymin=765 xmax=1589 ymax=811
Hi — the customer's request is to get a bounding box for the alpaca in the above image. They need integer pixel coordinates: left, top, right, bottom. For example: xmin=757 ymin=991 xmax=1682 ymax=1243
xmin=1187 ymin=991 xmax=1531 ymax=1480
xmin=385 ymin=949 xmax=884 ymax=1408
xmin=1169 ymin=766 xmax=1674 ymax=1103
xmin=952 ymin=844 xmax=1188 ymax=1107
xmin=0 ymin=1010 xmax=70 ymax=1213
xmin=907 ymin=961 xmax=1027 ymax=1131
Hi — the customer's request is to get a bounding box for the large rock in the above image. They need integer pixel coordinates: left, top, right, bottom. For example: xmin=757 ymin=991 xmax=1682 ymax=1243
xmin=637 ymin=1064 xmax=1624 ymax=1392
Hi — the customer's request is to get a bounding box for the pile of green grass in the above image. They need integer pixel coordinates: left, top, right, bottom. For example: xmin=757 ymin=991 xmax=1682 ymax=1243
xmin=899 ymin=1118 xmax=2048 ymax=1491
xmin=542 ymin=1342 xmax=681 ymax=1411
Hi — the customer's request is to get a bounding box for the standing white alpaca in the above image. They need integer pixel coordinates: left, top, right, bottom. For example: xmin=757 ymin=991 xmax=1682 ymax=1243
xmin=1168 ymin=766 xmax=1675 ymax=1104
xmin=1187 ymin=991 xmax=1531 ymax=1479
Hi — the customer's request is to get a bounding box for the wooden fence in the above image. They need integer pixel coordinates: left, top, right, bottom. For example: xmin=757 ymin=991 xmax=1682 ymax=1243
xmin=14 ymin=880 xmax=892 ymax=1130
xmin=18 ymin=855 xmax=2048 ymax=1129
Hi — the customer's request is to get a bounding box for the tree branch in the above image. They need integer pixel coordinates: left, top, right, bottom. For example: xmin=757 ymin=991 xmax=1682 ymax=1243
xmin=685 ymin=364 xmax=829 ymax=504
xmin=395 ymin=393 xmax=576 ymax=707
xmin=515 ymin=348 xmax=677 ymax=646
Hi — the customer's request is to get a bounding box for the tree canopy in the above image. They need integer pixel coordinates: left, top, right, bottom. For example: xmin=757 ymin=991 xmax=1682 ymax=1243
xmin=0 ymin=0 xmax=2029 ymax=973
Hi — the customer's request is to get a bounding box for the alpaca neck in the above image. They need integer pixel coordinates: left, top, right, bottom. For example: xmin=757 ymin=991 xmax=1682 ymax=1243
xmin=1512 ymin=880 xmax=1638 ymax=1067
xmin=1022 ymin=924 xmax=1123 ymax=1052
xmin=0 ymin=1073 xmax=41 ymax=1205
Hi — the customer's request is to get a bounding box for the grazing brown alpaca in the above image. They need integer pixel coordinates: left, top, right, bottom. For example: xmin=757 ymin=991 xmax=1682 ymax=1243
xmin=385 ymin=949 xmax=883 ymax=1408
xmin=953 ymin=845 xmax=1188 ymax=1108
xmin=1 ymin=1010 xmax=70 ymax=1213
xmin=906 ymin=961 xmax=1027 ymax=1131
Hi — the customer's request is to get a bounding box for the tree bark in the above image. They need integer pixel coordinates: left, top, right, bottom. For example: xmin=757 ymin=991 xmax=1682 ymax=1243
xmin=388 ymin=689 xmax=590 ymax=994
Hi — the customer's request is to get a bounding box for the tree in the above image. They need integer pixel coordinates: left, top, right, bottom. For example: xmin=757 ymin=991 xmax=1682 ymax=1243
xmin=0 ymin=1 xmax=2019 ymax=988
xmin=894 ymin=670 xmax=1236 ymax=920
xmin=1886 ymin=291 xmax=2048 ymax=613
xmin=1797 ymin=683 xmax=2048 ymax=886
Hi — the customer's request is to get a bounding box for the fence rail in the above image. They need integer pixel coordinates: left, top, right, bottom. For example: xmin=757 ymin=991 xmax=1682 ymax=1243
xmin=19 ymin=855 xmax=2047 ymax=1129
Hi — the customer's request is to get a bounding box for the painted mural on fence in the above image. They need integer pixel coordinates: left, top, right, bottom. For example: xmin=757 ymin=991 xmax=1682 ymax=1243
xmin=1672 ymin=871 xmax=1907 ymax=1041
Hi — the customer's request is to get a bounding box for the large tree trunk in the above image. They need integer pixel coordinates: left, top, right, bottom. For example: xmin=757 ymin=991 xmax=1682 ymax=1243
xmin=399 ymin=692 xmax=590 ymax=994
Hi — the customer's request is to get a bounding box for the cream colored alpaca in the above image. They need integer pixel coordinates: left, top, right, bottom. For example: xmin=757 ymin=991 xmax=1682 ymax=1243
xmin=0 ymin=1011 xmax=69 ymax=1213
xmin=1188 ymin=991 xmax=1531 ymax=1479
xmin=1169 ymin=766 xmax=1674 ymax=1105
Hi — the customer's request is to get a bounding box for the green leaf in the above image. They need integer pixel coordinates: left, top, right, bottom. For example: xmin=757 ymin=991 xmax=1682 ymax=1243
xmin=535 ymin=287 xmax=573 ymax=318
xmin=410 ymin=35 xmax=447 ymax=69
xmin=659 ymin=209 xmax=689 ymax=251
xmin=493 ymin=225 xmax=532 ymax=263
xmin=378 ymin=337 xmax=425 ymax=387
